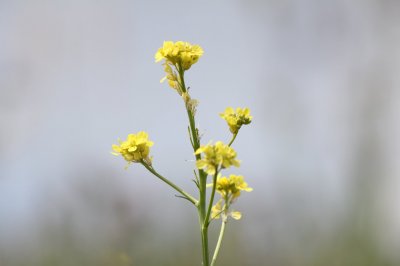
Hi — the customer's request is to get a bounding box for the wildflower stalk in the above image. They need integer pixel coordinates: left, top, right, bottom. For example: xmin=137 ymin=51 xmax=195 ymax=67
xmin=114 ymin=41 xmax=253 ymax=266
xmin=177 ymin=64 xmax=210 ymax=266
xmin=179 ymin=67 xmax=200 ymax=150
xmin=140 ymin=161 xmax=198 ymax=206
xmin=177 ymin=66 xmax=247 ymax=265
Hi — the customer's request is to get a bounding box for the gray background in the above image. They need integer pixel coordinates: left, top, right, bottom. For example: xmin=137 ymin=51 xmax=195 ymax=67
xmin=1 ymin=1 xmax=400 ymax=265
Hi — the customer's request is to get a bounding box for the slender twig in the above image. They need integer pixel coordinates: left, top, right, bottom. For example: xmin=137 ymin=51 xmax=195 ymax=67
xmin=211 ymin=218 xmax=227 ymax=266
xmin=228 ymin=132 xmax=238 ymax=147
xmin=204 ymin=171 xmax=219 ymax=227
xmin=141 ymin=161 xmax=198 ymax=206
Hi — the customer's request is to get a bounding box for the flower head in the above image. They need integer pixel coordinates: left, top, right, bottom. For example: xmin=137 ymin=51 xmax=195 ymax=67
xmin=195 ymin=141 xmax=240 ymax=175
xmin=220 ymin=107 xmax=252 ymax=134
xmin=112 ymin=131 xmax=154 ymax=165
xmin=155 ymin=41 xmax=204 ymax=70
xmin=215 ymin=174 xmax=253 ymax=199
xmin=210 ymin=174 xmax=252 ymax=221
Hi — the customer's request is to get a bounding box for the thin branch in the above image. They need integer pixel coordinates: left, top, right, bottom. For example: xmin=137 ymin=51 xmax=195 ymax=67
xmin=141 ymin=161 xmax=198 ymax=206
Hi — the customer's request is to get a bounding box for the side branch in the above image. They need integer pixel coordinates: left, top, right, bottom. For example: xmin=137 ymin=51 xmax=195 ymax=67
xmin=228 ymin=133 xmax=238 ymax=147
xmin=141 ymin=161 xmax=198 ymax=206
xmin=211 ymin=218 xmax=227 ymax=266
xmin=204 ymin=171 xmax=219 ymax=227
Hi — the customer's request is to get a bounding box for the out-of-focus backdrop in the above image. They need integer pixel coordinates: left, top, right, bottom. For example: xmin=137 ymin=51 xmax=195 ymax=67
xmin=1 ymin=1 xmax=400 ymax=265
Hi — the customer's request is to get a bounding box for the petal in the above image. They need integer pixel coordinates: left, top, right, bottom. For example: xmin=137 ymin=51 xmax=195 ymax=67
xmin=196 ymin=160 xmax=207 ymax=169
xmin=225 ymin=107 xmax=234 ymax=115
xmin=230 ymin=211 xmax=242 ymax=220
xmin=128 ymin=146 xmax=137 ymax=152
xmin=155 ymin=51 xmax=164 ymax=62
xmin=112 ymin=144 xmax=121 ymax=152
xmin=205 ymin=167 xmax=216 ymax=176
xmin=147 ymin=141 xmax=154 ymax=147
xmin=194 ymin=147 xmax=204 ymax=155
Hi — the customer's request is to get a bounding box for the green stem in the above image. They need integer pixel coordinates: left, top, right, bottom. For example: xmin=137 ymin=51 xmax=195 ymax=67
xmin=177 ymin=63 xmax=215 ymax=265
xmin=187 ymin=108 xmax=199 ymax=150
xmin=178 ymin=66 xmax=200 ymax=151
xmin=198 ymin=169 xmax=209 ymax=266
xmin=201 ymin=218 xmax=209 ymax=266
xmin=176 ymin=66 xmax=210 ymax=265
xmin=228 ymin=133 xmax=238 ymax=147
xmin=210 ymin=218 xmax=227 ymax=266
xmin=204 ymin=171 xmax=218 ymax=227
xmin=141 ymin=161 xmax=198 ymax=206
xmin=177 ymin=63 xmax=188 ymax=94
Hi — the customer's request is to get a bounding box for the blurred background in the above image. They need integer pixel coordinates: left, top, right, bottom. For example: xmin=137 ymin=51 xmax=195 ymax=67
xmin=1 ymin=0 xmax=400 ymax=265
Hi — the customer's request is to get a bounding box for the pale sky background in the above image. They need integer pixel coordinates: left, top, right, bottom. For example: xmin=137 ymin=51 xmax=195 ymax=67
xmin=1 ymin=1 xmax=400 ymax=265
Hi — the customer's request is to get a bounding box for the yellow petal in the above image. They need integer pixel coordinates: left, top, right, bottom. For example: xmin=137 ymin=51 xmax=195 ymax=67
xmin=155 ymin=51 xmax=164 ymax=62
xmin=128 ymin=146 xmax=137 ymax=152
xmin=205 ymin=167 xmax=216 ymax=176
xmin=112 ymin=144 xmax=121 ymax=152
xmin=196 ymin=160 xmax=207 ymax=169
xmin=230 ymin=211 xmax=242 ymax=220
xmin=243 ymin=187 xmax=253 ymax=192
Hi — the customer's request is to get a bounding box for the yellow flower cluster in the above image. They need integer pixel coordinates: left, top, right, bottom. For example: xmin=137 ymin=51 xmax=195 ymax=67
xmin=215 ymin=174 xmax=253 ymax=199
xmin=155 ymin=41 xmax=203 ymax=94
xmin=195 ymin=141 xmax=240 ymax=175
xmin=111 ymin=131 xmax=154 ymax=165
xmin=155 ymin=41 xmax=204 ymax=70
xmin=220 ymin=107 xmax=252 ymax=134
xmin=210 ymin=175 xmax=252 ymax=220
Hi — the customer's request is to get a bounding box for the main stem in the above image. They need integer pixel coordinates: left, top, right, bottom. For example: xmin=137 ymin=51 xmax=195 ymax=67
xmin=178 ymin=65 xmax=210 ymax=266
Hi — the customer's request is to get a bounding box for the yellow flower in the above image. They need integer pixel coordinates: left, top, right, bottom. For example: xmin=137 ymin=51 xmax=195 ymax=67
xmin=215 ymin=174 xmax=253 ymax=199
xmin=211 ymin=200 xmax=223 ymax=219
xmin=220 ymin=107 xmax=252 ymax=134
xmin=112 ymin=131 xmax=154 ymax=165
xmin=210 ymin=175 xmax=253 ymax=200
xmin=211 ymin=200 xmax=242 ymax=220
xmin=155 ymin=41 xmax=204 ymax=70
xmin=195 ymin=141 xmax=240 ymax=175
xmin=230 ymin=211 xmax=242 ymax=220
xmin=209 ymin=174 xmax=252 ymax=220
xmin=155 ymin=41 xmax=175 ymax=63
